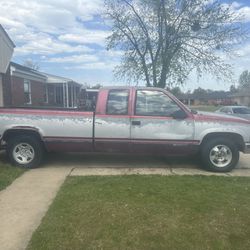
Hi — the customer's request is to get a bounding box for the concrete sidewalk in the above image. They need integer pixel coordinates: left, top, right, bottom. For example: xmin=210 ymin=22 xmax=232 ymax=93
xmin=0 ymin=167 xmax=72 ymax=250
xmin=70 ymin=167 xmax=250 ymax=177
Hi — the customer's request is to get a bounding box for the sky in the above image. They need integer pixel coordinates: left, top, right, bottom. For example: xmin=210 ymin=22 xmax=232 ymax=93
xmin=1 ymin=0 xmax=250 ymax=91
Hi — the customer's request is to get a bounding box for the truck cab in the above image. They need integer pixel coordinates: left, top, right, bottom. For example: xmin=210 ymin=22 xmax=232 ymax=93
xmin=94 ymin=87 xmax=196 ymax=155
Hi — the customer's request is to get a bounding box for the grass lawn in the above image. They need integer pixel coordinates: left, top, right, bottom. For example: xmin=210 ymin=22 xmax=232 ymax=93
xmin=0 ymin=156 xmax=26 ymax=191
xmin=28 ymin=176 xmax=250 ymax=250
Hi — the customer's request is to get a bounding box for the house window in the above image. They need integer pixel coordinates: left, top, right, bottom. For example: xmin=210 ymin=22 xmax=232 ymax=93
xmin=24 ymin=79 xmax=31 ymax=104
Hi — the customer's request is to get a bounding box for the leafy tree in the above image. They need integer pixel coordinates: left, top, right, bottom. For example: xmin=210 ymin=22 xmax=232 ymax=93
xmin=170 ymin=86 xmax=182 ymax=96
xmin=239 ymin=70 xmax=250 ymax=89
xmin=192 ymin=87 xmax=208 ymax=98
xmin=230 ymin=84 xmax=237 ymax=93
xmin=105 ymin=0 xmax=246 ymax=88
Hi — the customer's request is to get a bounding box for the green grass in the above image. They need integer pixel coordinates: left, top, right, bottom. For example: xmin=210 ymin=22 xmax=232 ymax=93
xmin=191 ymin=105 xmax=221 ymax=112
xmin=28 ymin=176 xmax=250 ymax=250
xmin=0 ymin=158 xmax=26 ymax=191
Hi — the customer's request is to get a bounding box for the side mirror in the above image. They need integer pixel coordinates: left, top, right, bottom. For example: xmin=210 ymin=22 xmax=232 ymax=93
xmin=171 ymin=109 xmax=188 ymax=120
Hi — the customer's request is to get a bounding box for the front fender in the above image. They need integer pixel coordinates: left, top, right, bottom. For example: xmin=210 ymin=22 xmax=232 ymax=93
xmin=196 ymin=126 xmax=248 ymax=143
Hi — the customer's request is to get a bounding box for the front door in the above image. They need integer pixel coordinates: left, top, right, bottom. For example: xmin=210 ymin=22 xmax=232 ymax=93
xmin=131 ymin=89 xmax=196 ymax=155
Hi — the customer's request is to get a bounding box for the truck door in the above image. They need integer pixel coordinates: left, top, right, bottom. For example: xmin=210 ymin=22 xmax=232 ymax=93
xmin=130 ymin=89 xmax=196 ymax=155
xmin=94 ymin=89 xmax=131 ymax=153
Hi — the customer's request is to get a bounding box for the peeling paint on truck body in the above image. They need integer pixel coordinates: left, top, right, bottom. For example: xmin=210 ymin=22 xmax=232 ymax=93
xmin=0 ymin=87 xmax=250 ymax=156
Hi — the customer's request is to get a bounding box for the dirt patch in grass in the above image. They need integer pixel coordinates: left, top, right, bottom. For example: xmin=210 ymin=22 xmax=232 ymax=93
xmin=27 ymin=176 xmax=250 ymax=250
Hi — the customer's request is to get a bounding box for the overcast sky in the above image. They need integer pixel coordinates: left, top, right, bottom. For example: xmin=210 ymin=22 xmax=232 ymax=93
xmin=1 ymin=0 xmax=250 ymax=91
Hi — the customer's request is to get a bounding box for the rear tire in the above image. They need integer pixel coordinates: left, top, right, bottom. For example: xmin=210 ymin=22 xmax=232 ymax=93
xmin=201 ymin=137 xmax=239 ymax=172
xmin=7 ymin=135 xmax=44 ymax=168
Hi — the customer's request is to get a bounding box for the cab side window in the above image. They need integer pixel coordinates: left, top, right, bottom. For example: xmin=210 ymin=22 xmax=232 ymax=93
xmin=135 ymin=90 xmax=181 ymax=116
xmin=106 ymin=90 xmax=129 ymax=115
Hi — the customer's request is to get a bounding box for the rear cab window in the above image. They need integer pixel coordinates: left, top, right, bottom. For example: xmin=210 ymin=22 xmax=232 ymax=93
xmin=106 ymin=89 xmax=129 ymax=115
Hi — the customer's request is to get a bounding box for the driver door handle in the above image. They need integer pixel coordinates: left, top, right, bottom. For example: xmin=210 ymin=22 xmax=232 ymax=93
xmin=131 ymin=121 xmax=141 ymax=126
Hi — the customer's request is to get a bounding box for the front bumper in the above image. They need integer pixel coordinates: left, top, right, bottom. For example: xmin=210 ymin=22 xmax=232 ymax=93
xmin=244 ymin=143 xmax=250 ymax=154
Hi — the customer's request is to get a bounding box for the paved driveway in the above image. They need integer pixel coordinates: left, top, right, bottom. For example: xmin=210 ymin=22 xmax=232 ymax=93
xmin=40 ymin=152 xmax=250 ymax=176
xmin=43 ymin=152 xmax=250 ymax=170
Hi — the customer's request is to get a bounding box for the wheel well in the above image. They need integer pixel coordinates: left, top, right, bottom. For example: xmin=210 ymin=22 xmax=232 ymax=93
xmin=2 ymin=129 xmax=44 ymax=146
xmin=201 ymin=133 xmax=245 ymax=152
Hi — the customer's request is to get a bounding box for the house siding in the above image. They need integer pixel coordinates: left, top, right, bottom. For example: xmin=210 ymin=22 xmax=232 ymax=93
xmin=0 ymin=74 xmax=3 ymax=106
xmin=0 ymin=25 xmax=15 ymax=74
xmin=1 ymin=66 xmax=12 ymax=106
xmin=232 ymin=96 xmax=250 ymax=107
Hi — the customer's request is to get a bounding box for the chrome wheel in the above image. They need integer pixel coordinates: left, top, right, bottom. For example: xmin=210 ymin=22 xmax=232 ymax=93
xmin=209 ymin=145 xmax=232 ymax=168
xmin=13 ymin=143 xmax=35 ymax=165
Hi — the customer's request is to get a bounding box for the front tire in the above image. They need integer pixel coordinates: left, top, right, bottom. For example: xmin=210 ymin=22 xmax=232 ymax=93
xmin=7 ymin=136 xmax=44 ymax=168
xmin=201 ymin=137 xmax=239 ymax=172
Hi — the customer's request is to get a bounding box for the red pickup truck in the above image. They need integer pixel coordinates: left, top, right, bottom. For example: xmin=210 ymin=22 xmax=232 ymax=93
xmin=0 ymin=87 xmax=250 ymax=172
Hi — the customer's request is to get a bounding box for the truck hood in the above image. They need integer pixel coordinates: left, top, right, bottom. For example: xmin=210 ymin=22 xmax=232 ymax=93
xmin=233 ymin=114 xmax=250 ymax=120
xmin=193 ymin=111 xmax=250 ymax=124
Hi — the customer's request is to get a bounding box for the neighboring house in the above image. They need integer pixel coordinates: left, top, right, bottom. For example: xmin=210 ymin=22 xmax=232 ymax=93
xmin=0 ymin=24 xmax=15 ymax=107
xmin=230 ymin=91 xmax=250 ymax=107
xmin=1 ymin=62 xmax=82 ymax=108
xmin=178 ymin=91 xmax=233 ymax=106
xmin=8 ymin=62 xmax=47 ymax=107
xmin=42 ymin=73 xmax=81 ymax=108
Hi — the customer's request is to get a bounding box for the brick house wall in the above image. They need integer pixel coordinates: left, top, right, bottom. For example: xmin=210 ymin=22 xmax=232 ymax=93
xmin=11 ymin=75 xmax=45 ymax=107
xmin=30 ymin=80 xmax=45 ymax=106
xmin=47 ymin=84 xmax=56 ymax=106
xmin=10 ymin=76 xmax=24 ymax=106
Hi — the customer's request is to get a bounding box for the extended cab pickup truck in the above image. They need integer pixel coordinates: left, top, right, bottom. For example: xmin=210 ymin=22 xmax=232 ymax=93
xmin=0 ymin=87 xmax=250 ymax=172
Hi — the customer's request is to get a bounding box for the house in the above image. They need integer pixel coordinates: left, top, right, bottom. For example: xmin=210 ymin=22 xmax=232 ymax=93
xmin=0 ymin=24 xmax=15 ymax=107
xmin=230 ymin=90 xmax=250 ymax=106
xmin=3 ymin=63 xmax=82 ymax=108
xmin=42 ymin=73 xmax=81 ymax=108
xmin=177 ymin=91 xmax=233 ymax=106
xmin=7 ymin=62 xmax=47 ymax=107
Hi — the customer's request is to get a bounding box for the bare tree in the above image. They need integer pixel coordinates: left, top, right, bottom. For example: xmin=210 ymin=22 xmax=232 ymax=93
xmin=105 ymin=0 xmax=247 ymax=88
xmin=23 ymin=59 xmax=40 ymax=71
